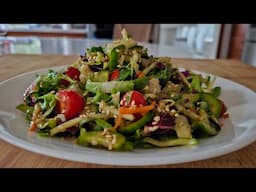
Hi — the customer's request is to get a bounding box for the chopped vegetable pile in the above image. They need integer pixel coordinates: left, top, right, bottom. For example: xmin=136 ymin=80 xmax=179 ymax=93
xmin=16 ymin=29 xmax=228 ymax=151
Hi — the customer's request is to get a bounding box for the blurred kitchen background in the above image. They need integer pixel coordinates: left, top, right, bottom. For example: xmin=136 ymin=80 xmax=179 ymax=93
xmin=0 ymin=24 xmax=255 ymax=66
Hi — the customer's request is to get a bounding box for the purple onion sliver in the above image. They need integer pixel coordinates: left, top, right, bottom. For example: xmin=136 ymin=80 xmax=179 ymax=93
xmin=66 ymin=126 xmax=80 ymax=136
xmin=154 ymin=129 xmax=174 ymax=135
xmin=182 ymin=70 xmax=190 ymax=77
xmin=158 ymin=113 xmax=175 ymax=129
xmin=192 ymin=89 xmax=198 ymax=94
xmin=184 ymin=98 xmax=190 ymax=103
xmin=156 ymin=62 xmax=165 ymax=70
xmin=89 ymin=65 xmax=103 ymax=72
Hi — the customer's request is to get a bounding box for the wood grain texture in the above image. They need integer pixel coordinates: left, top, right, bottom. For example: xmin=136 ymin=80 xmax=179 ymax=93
xmin=7 ymin=31 xmax=87 ymax=38
xmin=228 ymin=24 xmax=249 ymax=59
xmin=0 ymin=54 xmax=256 ymax=168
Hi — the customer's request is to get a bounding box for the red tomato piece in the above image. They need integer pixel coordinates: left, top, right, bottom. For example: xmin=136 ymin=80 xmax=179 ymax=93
xmin=61 ymin=67 xmax=80 ymax=86
xmin=120 ymin=91 xmax=146 ymax=120
xmin=109 ymin=69 xmax=120 ymax=81
xmin=223 ymin=113 xmax=229 ymax=118
xmin=219 ymin=99 xmax=227 ymax=117
xmin=65 ymin=67 xmax=80 ymax=80
xmin=56 ymin=90 xmax=85 ymax=120
xmin=120 ymin=91 xmax=146 ymax=107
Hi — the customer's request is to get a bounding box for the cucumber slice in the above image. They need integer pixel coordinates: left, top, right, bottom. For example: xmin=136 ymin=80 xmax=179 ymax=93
xmin=182 ymin=93 xmax=200 ymax=103
xmin=192 ymin=109 xmax=218 ymax=136
xmin=201 ymin=93 xmax=221 ymax=118
xmin=143 ymin=137 xmax=198 ymax=147
xmin=91 ymin=71 xmax=109 ymax=82
xmin=175 ymin=115 xmax=192 ymax=139
xmin=86 ymin=79 xmax=134 ymax=93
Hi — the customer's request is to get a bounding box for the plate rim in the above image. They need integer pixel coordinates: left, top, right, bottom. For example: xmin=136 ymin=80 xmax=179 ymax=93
xmin=0 ymin=126 xmax=256 ymax=166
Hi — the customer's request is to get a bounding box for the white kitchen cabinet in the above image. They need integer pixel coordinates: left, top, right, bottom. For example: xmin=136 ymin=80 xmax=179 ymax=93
xmin=158 ymin=24 xmax=221 ymax=59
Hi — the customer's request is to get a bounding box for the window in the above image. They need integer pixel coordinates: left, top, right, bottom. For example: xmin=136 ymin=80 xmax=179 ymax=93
xmin=0 ymin=24 xmax=91 ymax=38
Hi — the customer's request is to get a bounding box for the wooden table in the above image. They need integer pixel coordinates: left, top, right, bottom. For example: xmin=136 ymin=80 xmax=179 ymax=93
xmin=0 ymin=54 xmax=256 ymax=168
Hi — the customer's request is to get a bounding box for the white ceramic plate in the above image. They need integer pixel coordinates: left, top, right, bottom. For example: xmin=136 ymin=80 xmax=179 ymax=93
xmin=1 ymin=66 xmax=256 ymax=166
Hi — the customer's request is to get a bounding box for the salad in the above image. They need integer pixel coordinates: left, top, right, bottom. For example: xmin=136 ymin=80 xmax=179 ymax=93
xmin=16 ymin=29 xmax=228 ymax=151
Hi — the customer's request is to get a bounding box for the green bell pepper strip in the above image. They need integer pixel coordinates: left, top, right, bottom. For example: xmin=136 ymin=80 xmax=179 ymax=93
xmin=118 ymin=112 xmax=154 ymax=134
xmin=118 ymin=68 xmax=131 ymax=81
xmin=77 ymin=129 xmax=126 ymax=150
xmin=121 ymin=141 xmax=134 ymax=151
xmin=108 ymin=45 xmax=126 ymax=72
xmin=92 ymin=90 xmax=111 ymax=103
xmin=95 ymin=119 xmax=112 ymax=129
xmin=89 ymin=46 xmax=104 ymax=53
xmin=108 ymin=49 xmax=119 ymax=72
xmin=191 ymin=75 xmax=201 ymax=92
xmin=38 ymin=118 xmax=57 ymax=130
xmin=133 ymin=77 xmax=149 ymax=91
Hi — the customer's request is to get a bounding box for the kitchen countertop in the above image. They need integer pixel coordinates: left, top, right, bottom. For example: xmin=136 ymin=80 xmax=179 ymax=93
xmin=0 ymin=54 xmax=256 ymax=168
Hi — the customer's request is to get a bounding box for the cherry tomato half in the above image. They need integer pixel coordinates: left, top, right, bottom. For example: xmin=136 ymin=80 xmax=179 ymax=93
xmin=56 ymin=90 xmax=85 ymax=120
xmin=109 ymin=69 xmax=120 ymax=81
xmin=120 ymin=91 xmax=146 ymax=120
xmin=120 ymin=91 xmax=146 ymax=107
xmin=219 ymin=99 xmax=227 ymax=117
xmin=61 ymin=67 xmax=81 ymax=86
xmin=65 ymin=67 xmax=80 ymax=80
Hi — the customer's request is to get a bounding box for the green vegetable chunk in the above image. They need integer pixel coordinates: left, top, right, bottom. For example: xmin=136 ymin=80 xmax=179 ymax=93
xmin=108 ymin=49 xmax=119 ymax=72
xmin=133 ymin=77 xmax=149 ymax=91
xmin=95 ymin=119 xmax=112 ymax=129
xmin=201 ymin=93 xmax=222 ymax=118
xmin=77 ymin=129 xmax=126 ymax=150
xmin=86 ymin=79 xmax=134 ymax=93
xmin=16 ymin=104 xmax=34 ymax=121
xmin=91 ymin=71 xmax=109 ymax=82
xmin=192 ymin=109 xmax=219 ymax=136
xmin=89 ymin=46 xmax=104 ymax=53
xmin=212 ymin=86 xmax=221 ymax=97
xmin=175 ymin=115 xmax=192 ymax=139
xmin=92 ymin=90 xmax=111 ymax=103
xmin=143 ymin=137 xmax=198 ymax=147
xmin=118 ymin=112 xmax=154 ymax=134
xmin=182 ymin=93 xmax=200 ymax=103
xmin=191 ymin=75 xmax=201 ymax=92
xmin=121 ymin=141 xmax=134 ymax=151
